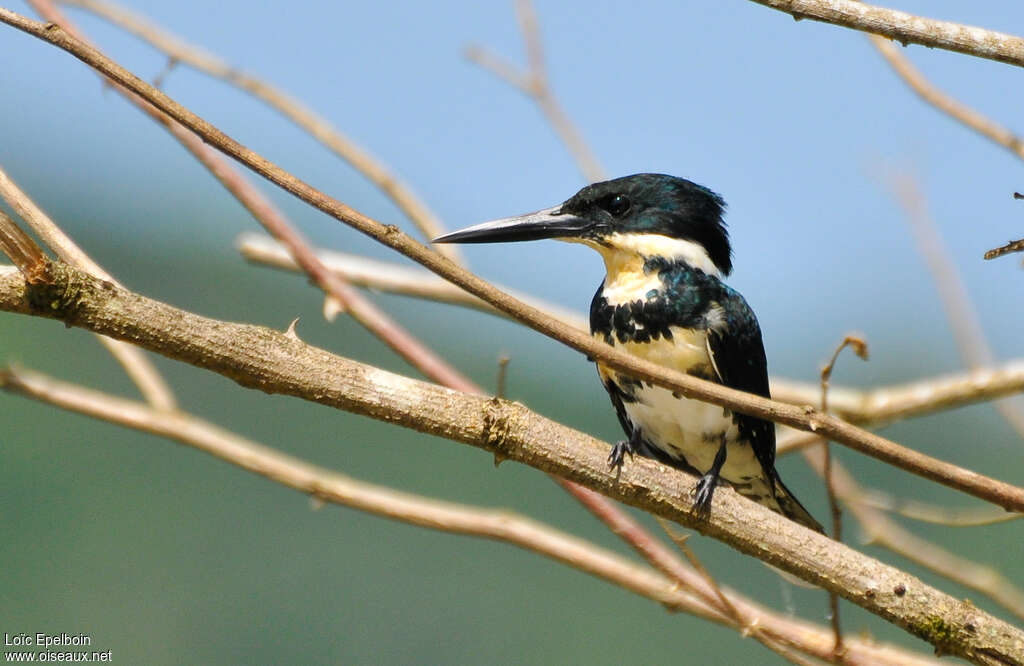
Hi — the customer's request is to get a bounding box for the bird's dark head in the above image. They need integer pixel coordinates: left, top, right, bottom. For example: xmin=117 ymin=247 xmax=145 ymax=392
xmin=435 ymin=173 xmax=732 ymax=275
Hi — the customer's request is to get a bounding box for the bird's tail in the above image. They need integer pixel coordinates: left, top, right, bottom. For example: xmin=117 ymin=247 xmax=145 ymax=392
xmin=772 ymin=476 xmax=824 ymax=533
xmin=735 ymin=475 xmax=824 ymax=533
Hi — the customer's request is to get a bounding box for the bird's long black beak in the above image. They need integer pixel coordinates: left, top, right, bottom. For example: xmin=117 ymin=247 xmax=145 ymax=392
xmin=433 ymin=206 xmax=590 ymax=244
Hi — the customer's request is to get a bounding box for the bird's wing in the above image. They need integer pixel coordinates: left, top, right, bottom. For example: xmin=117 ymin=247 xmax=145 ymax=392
xmin=704 ymin=294 xmax=777 ymax=484
xmin=599 ymin=370 xmax=637 ymax=439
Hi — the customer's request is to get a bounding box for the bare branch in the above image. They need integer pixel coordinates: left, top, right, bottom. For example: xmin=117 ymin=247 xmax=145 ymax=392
xmin=1 ymin=264 xmax=1021 ymax=663
xmin=0 ymin=365 xmax=705 ymax=615
xmin=44 ymin=0 xmax=707 ymax=601
xmin=801 ymin=445 xmax=1024 ymax=623
xmin=653 ymin=521 xmax=826 ymax=665
xmin=0 ymin=209 xmax=48 ymax=284
xmin=985 ymin=238 xmax=1024 ymax=261
xmin=0 ymin=166 xmax=108 ymax=278
xmin=237 ymin=232 xmax=588 ymax=330
xmin=34 ymin=2 xmax=710 ymax=602
xmin=884 ymin=168 xmax=1024 ymax=438
xmin=466 ymin=0 xmax=606 ymax=183
xmin=55 ymin=0 xmax=461 ymax=262
xmin=819 ymin=335 xmax=869 ymax=654
xmin=0 ymin=165 xmax=177 ymax=410
xmin=820 ymin=334 xmax=870 ymax=542
xmin=854 ymin=491 xmax=1024 ymax=527
xmin=243 ymin=231 xmax=1024 ymax=431
xmin=5 ymin=7 xmax=1023 ymax=511
xmin=1 ymin=364 xmax=940 ymax=666
xmin=25 ymin=0 xmax=477 ymax=394
xmin=748 ymin=0 xmax=1024 ymax=68
xmin=868 ymin=36 xmax=1024 ymax=160
xmin=774 ymin=362 xmax=1024 ymax=427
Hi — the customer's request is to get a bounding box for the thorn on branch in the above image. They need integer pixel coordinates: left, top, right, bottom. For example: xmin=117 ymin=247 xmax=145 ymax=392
xmin=496 ymin=354 xmax=510 ymax=399
xmin=284 ymin=317 xmax=301 ymax=341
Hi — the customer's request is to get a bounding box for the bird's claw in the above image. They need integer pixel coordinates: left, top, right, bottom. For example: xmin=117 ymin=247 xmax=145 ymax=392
xmin=608 ymin=440 xmax=635 ymax=470
xmin=693 ymin=474 xmax=716 ymax=520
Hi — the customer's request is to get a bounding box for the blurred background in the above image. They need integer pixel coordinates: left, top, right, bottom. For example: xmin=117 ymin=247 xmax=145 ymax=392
xmin=3 ymin=1 xmax=1023 ymax=663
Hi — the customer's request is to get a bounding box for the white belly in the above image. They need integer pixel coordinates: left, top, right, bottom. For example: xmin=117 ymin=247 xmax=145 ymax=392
xmin=597 ymin=324 xmax=765 ymax=485
xmin=622 ymin=384 xmax=765 ymax=484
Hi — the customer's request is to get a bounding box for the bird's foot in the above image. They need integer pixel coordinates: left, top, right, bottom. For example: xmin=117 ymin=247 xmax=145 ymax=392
xmin=693 ymin=473 xmax=717 ymax=520
xmin=608 ymin=440 xmax=635 ymax=470
xmin=693 ymin=436 xmax=728 ymax=520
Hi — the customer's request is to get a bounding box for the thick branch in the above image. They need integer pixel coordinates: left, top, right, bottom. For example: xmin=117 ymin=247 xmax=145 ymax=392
xmin=0 ymin=263 xmax=1020 ymax=664
xmin=747 ymin=0 xmax=1024 ymax=68
xmin=25 ymin=1 xmax=727 ymax=627
xmin=1 ymin=366 xmax=938 ymax=666
xmin=241 ymin=232 xmax=1024 ymax=429
xmin=0 ymin=164 xmax=177 ymax=410
xmin=0 ymin=365 xmax=710 ymax=617
xmin=4 ymin=5 xmax=1020 ymax=513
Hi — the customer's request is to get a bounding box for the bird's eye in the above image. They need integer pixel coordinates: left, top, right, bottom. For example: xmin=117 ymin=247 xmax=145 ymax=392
xmin=604 ymin=194 xmax=630 ymax=217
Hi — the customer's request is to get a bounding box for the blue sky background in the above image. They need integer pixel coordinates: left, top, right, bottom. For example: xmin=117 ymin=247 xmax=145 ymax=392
xmin=3 ymin=2 xmax=1024 ymax=664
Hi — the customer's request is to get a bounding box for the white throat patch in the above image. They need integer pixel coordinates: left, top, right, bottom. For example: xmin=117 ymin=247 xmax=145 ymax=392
xmin=576 ymin=232 xmax=722 ymax=307
xmin=601 ymin=233 xmax=722 ymax=278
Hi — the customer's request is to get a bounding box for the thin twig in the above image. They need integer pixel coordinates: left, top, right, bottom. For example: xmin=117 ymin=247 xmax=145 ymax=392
xmin=780 ymin=425 xmax=1024 ymax=527
xmin=869 ymin=35 xmax=1024 ymax=160
xmin=985 ymin=238 xmax=1024 ymax=261
xmin=0 ymin=364 xmax=711 ymax=614
xmin=851 ymin=491 xmax=1024 ymax=527
xmin=27 ymin=0 xmax=475 ymax=394
xmin=819 ymin=335 xmax=867 ymax=656
xmin=244 ymin=229 xmax=1024 ymax=439
xmin=465 ymin=0 xmax=606 ymax=183
xmin=0 ymin=165 xmax=177 ymax=410
xmin=0 ymin=364 xmax=937 ymax=666
xmin=496 ymin=355 xmax=510 ymax=399
xmin=748 ymin=0 xmax=1024 ymax=68
xmin=243 ymin=231 xmax=1024 ymax=428
xmin=657 ymin=520 xmax=744 ymax=622
xmin=8 ymin=8 xmax=1024 ymax=513
xmin=55 ymin=0 xmax=461 ymax=262
xmin=774 ymin=361 xmax=1024 ymax=429
xmin=2 ymin=265 xmax=1010 ymax=662
xmin=801 ymin=445 xmax=1024 ymax=623
xmin=884 ymin=168 xmax=1024 ymax=438
xmin=868 ymin=35 xmax=1024 ymax=269
xmin=0 ymin=209 xmax=48 ymax=284
xmin=237 ymin=232 xmax=588 ymax=329
xmin=654 ymin=520 xmax=823 ymax=666
xmin=820 ymin=335 xmax=869 ymax=543
xmin=30 ymin=2 xmax=738 ymax=620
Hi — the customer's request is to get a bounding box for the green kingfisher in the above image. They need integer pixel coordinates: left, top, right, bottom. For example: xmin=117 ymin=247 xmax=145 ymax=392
xmin=435 ymin=173 xmax=822 ymax=532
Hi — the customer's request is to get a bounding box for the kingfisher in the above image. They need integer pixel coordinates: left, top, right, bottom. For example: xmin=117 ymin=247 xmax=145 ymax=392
xmin=435 ymin=173 xmax=822 ymax=532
